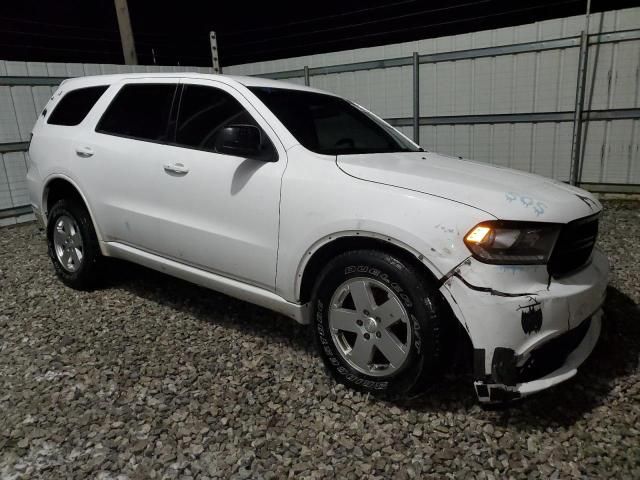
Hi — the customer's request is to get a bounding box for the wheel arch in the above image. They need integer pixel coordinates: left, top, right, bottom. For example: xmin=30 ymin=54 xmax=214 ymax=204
xmin=298 ymin=231 xmax=475 ymax=377
xmin=297 ymin=231 xmax=441 ymax=305
xmin=42 ymin=175 xmax=104 ymax=243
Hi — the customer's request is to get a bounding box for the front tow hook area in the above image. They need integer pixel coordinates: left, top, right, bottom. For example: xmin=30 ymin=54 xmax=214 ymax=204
xmin=472 ymin=311 xmax=601 ymax=404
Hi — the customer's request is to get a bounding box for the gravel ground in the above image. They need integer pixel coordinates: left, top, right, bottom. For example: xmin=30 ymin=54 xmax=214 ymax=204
xmin=1 ymin=200 xmax=639 ymax=479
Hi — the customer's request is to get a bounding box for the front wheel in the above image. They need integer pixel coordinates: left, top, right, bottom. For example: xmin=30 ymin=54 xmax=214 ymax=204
xmin=311 ymin=249 xmax=447 ymax=399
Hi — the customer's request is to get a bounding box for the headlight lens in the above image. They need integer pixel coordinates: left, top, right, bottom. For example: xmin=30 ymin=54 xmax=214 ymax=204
xmin=464 ymin=221 xmax=561 ymax=264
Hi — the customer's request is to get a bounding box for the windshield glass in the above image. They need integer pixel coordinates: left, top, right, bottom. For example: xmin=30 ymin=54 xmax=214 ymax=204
xmin=248 ymin=87 xmax=420 ymax=155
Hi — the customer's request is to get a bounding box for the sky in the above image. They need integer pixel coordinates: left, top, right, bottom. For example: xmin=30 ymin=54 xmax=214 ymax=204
xmin=0 ymin=0 xmax=637 ymax=67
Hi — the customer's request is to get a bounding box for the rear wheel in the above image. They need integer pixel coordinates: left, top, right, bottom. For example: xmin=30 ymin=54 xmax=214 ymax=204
xmin=311 ymin=249 xmax=447 ymax=399
xmin=47 ymin=199 xmax=102 ymax=290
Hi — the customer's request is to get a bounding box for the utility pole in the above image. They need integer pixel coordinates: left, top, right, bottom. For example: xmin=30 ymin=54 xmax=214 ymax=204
xmin=210 ymin=31 xmax=221 ymax=73
xmin=114 ymin=0 xmax=138 ymax=65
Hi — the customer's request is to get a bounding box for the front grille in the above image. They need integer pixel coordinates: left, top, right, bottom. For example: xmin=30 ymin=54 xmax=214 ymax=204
xmin=548 ymin=214 xmax=599 ymax=277
xmin=518 ymin=317 xmax=591 ymax=383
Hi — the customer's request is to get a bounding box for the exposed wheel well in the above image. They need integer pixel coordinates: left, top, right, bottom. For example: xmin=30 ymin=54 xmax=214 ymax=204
xmin=44 ymin=178 xmax=85 ymax=218
xmin=299 ymin=235 xmax=473 ymax=373
xmin=298 ymin=235 xmax=439 ymax=304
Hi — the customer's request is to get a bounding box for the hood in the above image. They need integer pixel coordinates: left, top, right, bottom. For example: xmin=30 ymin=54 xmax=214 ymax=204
xmin=337 ymin=151 xmax=601 ymax=223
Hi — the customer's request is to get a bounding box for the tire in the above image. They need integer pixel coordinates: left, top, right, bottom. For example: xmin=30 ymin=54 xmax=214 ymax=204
xmin=311 ymin=249 xmax=447 ymax=399
xmin=47 ymin=198 xmax=102 ymax=290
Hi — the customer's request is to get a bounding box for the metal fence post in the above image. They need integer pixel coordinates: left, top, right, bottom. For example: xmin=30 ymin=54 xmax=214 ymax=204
xmin=412 ymin=52 xmax=420 ymax=145
xmin=570 ymin=30 xmax=589 ymax=186
xmin=570 ymin=0 xmax=591 ymax=185
xmin=304 ymin=66 xmax=310 ymax=86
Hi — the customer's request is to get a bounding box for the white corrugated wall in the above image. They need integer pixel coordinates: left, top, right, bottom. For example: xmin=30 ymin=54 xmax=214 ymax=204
xmin=226 ymin=7 xmax=640 ymax=187
xmin=1 ymin=7 xmax=639 ymax=226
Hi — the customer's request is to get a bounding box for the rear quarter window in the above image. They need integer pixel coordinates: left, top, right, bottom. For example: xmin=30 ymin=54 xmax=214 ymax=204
xmin=47 ymin=85 xmax=109 ymax=126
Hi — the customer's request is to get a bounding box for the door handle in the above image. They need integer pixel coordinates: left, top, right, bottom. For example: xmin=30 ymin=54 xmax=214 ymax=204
xmin=75 ymin=146 xmax=94 ymax=158
xmin=163 ymin=162 xmax=189 ymax=174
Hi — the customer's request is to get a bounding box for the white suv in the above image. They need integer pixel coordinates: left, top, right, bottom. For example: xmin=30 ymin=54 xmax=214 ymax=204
xmin=27 ymin=73 xmax=609 ymax=403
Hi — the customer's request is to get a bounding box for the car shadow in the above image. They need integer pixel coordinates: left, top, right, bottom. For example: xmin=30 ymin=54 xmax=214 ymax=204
xmin=101 ymin=258 xmax=315 ymax=354
xmin=230 ymin=158 xmax=267 ymax=195
xmin=102 ymin=260 xmax=638 ymax=426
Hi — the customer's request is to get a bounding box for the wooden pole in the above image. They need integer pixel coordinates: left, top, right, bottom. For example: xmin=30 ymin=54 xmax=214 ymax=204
xmin=114 ymin=0 xmax=138 ymax=65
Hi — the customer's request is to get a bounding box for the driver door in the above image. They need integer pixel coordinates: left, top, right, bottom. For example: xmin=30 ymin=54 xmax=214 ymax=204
xmin=150 ymin=80 xmax=287 ymax=290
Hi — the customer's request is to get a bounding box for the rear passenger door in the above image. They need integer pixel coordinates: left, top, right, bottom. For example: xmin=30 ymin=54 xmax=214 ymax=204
xmin=79 ymin=78 xmax=182 ymax=252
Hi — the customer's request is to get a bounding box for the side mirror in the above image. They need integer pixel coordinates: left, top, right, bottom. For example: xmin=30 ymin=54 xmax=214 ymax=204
xmin=215 ymin=124 xmax=262 ymax=158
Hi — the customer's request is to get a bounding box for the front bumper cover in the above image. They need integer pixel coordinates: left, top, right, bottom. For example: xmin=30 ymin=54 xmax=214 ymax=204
xmin=439 ymin=248 xmax=609 ymax=403
xmin=473 ymin=309 xmax=602 ymax=403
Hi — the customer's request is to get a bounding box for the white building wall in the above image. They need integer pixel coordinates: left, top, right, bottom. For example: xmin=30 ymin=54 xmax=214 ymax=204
xmin=225 ymin=7 xmax=640 ymax=187
xmin=1 ymin=7 xmax=639 ymax=226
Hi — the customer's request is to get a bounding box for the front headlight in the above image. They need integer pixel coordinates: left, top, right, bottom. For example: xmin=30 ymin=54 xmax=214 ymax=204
xmin=464 ymin=221 xmax=560 ymax=265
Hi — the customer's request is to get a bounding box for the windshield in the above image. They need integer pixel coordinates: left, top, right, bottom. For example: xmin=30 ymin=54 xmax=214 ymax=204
xmin=248 ymin=87 xmax=420 ymax=155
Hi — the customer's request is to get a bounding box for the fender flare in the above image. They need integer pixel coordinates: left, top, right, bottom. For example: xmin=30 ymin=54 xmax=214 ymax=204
xmin=42 ymin=173 xmax=105 ymax=245
xmin=293 ymin=229 xmax=445 ymax=301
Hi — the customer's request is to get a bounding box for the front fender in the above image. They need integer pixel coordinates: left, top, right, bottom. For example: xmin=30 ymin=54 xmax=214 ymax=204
xmin=275 ymin=145 xmax=494 ymax=304
xmin=278 ymin=212 xmax=483 ymax=304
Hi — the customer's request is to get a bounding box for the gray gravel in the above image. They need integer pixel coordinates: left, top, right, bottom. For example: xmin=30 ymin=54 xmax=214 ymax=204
xmin=1 ymin=200 xmax=639 ymax=479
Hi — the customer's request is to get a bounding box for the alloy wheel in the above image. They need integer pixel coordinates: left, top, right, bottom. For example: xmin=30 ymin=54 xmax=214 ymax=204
xmin=328 ymin=277 xmax=412 ymax=377
xmin=53 ymin=215 xmax=84 ymax=272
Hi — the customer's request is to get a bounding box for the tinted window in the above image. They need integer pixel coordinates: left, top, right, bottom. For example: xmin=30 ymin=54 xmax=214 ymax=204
xmin=97 ymin=84 xmax=177 ymax=141
xmin=175 ymin=84 xmax=259 ymax=151
xmin=249 ymin=87 xmax=419 ymax=155
xmin=47 ymin=85 xmax=108 ymax=126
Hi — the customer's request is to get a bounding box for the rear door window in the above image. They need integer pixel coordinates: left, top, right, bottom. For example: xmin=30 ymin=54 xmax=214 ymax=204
xmin=96 ymin=83 xmax=177 ymax=142
xmin=47 ymin=85 xmax=108 ymax=126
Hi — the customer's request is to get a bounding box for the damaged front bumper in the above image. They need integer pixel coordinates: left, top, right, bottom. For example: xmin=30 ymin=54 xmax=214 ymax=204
xmin=473 ymin=310 xmax=601 ymax=403
xmin=439 ymin=248 xmax=609 ymax=403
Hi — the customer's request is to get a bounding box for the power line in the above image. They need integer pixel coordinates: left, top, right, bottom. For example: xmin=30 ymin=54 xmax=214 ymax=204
xmin=0 ymin=42 xmax=210 ymax=62
xmin=0 ymin=28 xmax=121 ymax=43
xmin=0 ymin=42 xmax=117 ymax=56
xmin=219 ymin=0 xmax=425 ymax=37
xmin=224 ymin=0 xmax=581 ymax=60
xmin=0 ymin=1 xmax=490 ymax=50
xmin=0 ymin=15 xmax=120 ymax=34
xmin=230 ymin=0 xmax=493 ymax=47
xmin=0 ymin=27 xmax=193 ymax=51
xmin=0 ymin=14 xmax=174 ymax=40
